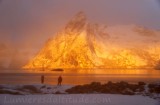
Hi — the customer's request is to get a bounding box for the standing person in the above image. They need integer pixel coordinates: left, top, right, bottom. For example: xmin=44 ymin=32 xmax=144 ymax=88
xmin=41 ymin=75 xmax=44 ymax=84
xmin=57 ymin=75 xmax=62 ymax=86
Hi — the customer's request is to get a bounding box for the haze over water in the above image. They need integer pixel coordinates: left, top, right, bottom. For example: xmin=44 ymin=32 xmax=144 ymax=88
xmin=0 ymin=69 xmax=160 ymax=85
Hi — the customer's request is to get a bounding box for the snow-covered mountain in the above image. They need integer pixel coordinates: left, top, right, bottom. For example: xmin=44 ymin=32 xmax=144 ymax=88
xmin=24 ymin=12 xmax=160 ymax=69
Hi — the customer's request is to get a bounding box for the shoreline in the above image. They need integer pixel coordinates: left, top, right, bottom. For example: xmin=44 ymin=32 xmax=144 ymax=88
xmin=0 ymin=81 xmax=159 ymax=105
xmin=1 ymin=69 xmax=160 ymax=85
xmin=0 ymin=81 xmax=159 ymax=95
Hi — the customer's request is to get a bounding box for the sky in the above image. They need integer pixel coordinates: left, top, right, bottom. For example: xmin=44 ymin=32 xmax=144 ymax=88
xmin=0 ymin=0 xmax=160 ymax=69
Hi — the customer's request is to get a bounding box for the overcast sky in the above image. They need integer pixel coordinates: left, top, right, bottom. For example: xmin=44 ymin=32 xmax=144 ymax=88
xmin=0 ymin=0 xmax=160 ymax=68
xmin=0 ymin=0 xmax=160 ymax=48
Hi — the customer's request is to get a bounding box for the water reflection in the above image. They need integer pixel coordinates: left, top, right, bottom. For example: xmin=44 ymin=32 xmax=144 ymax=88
xmin=0 ymin=68 xmax=160 ymax=84
xmin=63 ymin=68 xmax=160 ymax=75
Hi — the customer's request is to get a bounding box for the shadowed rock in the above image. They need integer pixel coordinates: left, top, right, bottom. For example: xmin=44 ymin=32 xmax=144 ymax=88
xmin=66 ymin=81 xmax=148 ymax=95
xmin=0 ymin=89 xmax=23 ymax=95
xmin=18 ymin=85 xmax=41 ymax=93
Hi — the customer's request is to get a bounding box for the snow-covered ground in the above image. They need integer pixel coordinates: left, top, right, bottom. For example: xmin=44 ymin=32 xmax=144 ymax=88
xmin=0 ymin=84 xmax=159 ymax=105
xmin=0 ymin=94 xmax=159 ymax=105
xmin=0 ymin=84 xmax=72 ymax=94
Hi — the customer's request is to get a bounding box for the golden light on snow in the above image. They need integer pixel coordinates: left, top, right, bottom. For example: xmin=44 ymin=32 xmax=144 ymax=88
xmin=23 ymin=12 xmax=160 ymax=69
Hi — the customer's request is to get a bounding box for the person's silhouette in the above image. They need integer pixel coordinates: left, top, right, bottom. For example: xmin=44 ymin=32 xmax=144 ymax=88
xmin=57 ymin=75 xmax=62 ymax=86
xmin=41 ymin=75 xmax=44 ymax=84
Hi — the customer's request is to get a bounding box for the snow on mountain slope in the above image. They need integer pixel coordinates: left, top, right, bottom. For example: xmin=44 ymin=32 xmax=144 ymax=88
xmin=23 ymin=12 xmax=160 ymax=69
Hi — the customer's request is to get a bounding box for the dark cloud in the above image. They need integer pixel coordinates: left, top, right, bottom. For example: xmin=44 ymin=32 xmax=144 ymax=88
xmin=157 ymin=0 xmax=160 ymax=4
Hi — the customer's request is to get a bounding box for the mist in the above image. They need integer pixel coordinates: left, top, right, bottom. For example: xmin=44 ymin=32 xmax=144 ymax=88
xmin=0 ymin=0 xmax=160 ymax=69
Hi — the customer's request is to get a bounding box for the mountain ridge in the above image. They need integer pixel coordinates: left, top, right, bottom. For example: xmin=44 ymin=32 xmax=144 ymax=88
xmin=23 ymin=12 xmax=160 ymax=69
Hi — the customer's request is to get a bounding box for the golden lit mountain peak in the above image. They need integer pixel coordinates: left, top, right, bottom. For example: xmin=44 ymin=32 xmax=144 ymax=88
xmin=65 ymin=11 xmax=87 ymax=35
xmin=23 ymin=12 xmax=160 ymax=69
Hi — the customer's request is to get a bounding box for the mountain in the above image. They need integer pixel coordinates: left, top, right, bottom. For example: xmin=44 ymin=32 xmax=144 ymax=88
xmin=23 ymin=12 xmax=160 ymax=69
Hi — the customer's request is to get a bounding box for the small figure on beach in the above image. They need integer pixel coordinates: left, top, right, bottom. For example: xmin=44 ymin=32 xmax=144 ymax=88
xmin=41 ymin=75 xmax=44 ymax=84
xmin=57 ymin=75 xmax=62 ymax=86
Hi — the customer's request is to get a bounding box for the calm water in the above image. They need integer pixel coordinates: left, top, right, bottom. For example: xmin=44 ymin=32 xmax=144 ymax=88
xmin=0 ymin=69 xmax=160 ymax=85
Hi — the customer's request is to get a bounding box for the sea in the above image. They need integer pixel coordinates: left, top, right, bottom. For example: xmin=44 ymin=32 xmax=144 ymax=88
xmin=0 ymin=69 xmax=160 ymax=85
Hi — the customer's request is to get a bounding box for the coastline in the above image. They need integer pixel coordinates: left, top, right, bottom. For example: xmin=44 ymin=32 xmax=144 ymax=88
xmin=0 ymin=81 xmax=159 ymax=97
xmin=0 ymin=81 xmax=159 ymax=105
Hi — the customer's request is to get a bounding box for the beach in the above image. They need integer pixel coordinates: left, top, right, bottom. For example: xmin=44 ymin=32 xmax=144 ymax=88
xmin=0 ymin=69 xmax=160 ymax=105
xmin=0 ymin=83 xmax=159 ymax=105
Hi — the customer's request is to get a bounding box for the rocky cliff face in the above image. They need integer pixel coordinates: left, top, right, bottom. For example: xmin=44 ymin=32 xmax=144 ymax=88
xmin=23 ymin=12 xmax=108 ymax=68
xmin=23 ymin=12 xmax=160 ymax=69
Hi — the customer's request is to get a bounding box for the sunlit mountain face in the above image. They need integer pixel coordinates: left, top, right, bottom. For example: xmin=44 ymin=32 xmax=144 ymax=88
xmin=23 ymin=12 xmax=160 ymax=69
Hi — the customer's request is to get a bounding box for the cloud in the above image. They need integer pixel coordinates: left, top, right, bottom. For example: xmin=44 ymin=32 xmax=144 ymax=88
xmin=157 ymin=0 xmax=160 ymax=5
xmin=0 ymin=0 xmax=160 ymax=69
xmin=0 ymin=43 xmax=7 ymax=50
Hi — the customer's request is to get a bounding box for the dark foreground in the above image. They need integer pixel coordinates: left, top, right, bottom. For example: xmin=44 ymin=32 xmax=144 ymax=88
xmin=0 ymin=81 xmax=160 ymax=99
xmin=66 ymin=81 xmax=160 ymax=97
